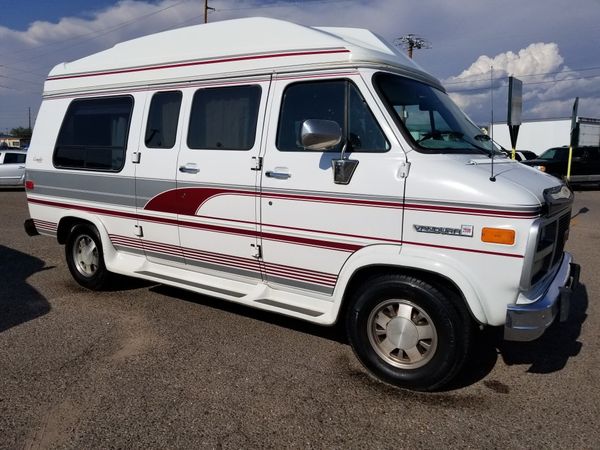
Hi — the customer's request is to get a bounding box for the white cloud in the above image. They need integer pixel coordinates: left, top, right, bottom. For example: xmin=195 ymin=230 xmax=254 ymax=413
xmin=444 ymin=43 xmax=600 ymax=123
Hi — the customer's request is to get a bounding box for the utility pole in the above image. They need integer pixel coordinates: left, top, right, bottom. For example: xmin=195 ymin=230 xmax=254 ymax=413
xmin=204 ymin=0 xmax=215 ymax=24
xmin=394 ymin=34 xmax=431 ymax=59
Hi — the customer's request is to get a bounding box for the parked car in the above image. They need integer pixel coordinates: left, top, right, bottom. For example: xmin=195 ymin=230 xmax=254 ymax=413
xmin=500 ymin=149 xmax=538 ymax=161
xmin=0 ymin=149 xmax=27 ymax=186
xmin=522 ymin=146 xmax=600 ymax=185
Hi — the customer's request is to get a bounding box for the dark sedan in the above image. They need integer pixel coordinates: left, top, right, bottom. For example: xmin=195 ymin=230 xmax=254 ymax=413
xmin=522 ymin=146 xmax=600 ymax=185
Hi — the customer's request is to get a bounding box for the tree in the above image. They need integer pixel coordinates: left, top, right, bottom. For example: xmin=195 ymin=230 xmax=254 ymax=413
xmin=9 ymin=127 xmax=32 ymax=139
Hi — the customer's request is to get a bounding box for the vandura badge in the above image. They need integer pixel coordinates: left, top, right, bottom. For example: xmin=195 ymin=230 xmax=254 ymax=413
xmin=414 ymin=224 xmax=474 ymax=237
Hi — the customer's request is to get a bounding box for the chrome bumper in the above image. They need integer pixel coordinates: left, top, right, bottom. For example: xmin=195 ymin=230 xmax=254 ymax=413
xmin=505 ymin=252 xmax=580 ymax=341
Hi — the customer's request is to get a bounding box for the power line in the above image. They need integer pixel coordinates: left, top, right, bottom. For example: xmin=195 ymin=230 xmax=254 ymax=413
xmin=444 ymin=65 xmax=600 ymax=85
xmin=215 ymin=0 xmax=353 ymax=12
xmin=0 ymin=0 xmax=193 ymax=62
xmin=447 ymin=73 xmax=600 ymax=93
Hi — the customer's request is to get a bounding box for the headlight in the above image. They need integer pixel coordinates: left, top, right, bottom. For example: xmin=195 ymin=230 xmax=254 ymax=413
xmin=534 ymin=165 xmax=546 ymax=172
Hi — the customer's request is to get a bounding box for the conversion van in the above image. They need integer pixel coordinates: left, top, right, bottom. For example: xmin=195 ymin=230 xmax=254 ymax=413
xmin=24 ymin=18 xmax=579 ymax=391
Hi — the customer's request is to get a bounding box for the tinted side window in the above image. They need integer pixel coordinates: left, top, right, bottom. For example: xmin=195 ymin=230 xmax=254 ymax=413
xmin=277 ymin=80 xmax=388 ymax=152
xmin=54 ymin=96 xmax=133 ymax=171
xmin=277 ymin=81 xmax=345 ymax=152
xmin=188 ymin=85 xmax=261 ymax=150
xmin=4 ymin=153 xmax=26 ymax=164
xmin=145 ymin=91 xmax=182 ymax=149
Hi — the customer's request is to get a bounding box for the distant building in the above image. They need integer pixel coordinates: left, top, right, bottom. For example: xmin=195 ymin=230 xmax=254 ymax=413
xmin=0 ymin=134 xmax=28 ymax=149
xmin=491 ymin=117 xmax=600 ymax=156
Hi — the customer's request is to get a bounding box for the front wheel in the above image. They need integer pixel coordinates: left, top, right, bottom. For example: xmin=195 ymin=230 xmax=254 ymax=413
xmin=65 ymin=224 xmax=112 ymax=290
xmin=346 ymin=274 xmax=472 ymax=391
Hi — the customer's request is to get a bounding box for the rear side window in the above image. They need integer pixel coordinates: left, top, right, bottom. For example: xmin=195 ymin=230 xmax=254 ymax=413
xmin=4 ymin=153 xmax=26 ymax=164
xmin=145 ymin=91 xmax=182 ymax=149
xmin=187 ymin=85 xmax=261 ymax=150
xmin=54 ymin=96 xmax=134 ymax=171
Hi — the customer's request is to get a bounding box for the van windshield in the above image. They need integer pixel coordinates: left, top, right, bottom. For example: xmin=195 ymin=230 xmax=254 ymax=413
xmin=374 ymin=72 xmax=501 ymax=155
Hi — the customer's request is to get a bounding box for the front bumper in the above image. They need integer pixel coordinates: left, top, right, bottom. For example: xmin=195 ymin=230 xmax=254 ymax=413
xmin=504 ymin=252 xmax=580 ymax=341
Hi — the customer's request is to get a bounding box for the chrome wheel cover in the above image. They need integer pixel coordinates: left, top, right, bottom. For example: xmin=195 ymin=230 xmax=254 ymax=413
xmin=367 ymin=299 xmax=438 ymax=369
xmin=72 ymin=234 xmax=99 ymax=278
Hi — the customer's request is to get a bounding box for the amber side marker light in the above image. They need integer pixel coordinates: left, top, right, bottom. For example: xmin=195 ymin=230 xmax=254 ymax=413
xmin=481 ymin=227 xmax=515 ymax=245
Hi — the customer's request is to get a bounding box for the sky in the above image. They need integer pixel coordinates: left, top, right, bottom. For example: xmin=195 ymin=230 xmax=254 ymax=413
xmin=0 ymin=0 xmax=599 ymax=133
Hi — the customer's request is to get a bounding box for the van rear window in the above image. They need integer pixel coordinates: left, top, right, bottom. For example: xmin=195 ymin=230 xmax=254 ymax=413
xmin=54 ymin=96 xmax=133 ymax=171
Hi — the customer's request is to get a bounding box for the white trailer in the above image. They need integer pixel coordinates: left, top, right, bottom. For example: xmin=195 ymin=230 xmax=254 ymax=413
xmin=492 ymin=118 xmax=570 ymax=156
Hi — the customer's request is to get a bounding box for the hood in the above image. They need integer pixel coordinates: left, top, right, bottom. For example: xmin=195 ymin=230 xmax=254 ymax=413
xmin=406 ymin=153 xmax=566 ymax=212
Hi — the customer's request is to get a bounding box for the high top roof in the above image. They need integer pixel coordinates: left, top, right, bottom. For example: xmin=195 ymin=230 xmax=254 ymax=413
xmin=45 ymin=17 xmax=441 ymax=95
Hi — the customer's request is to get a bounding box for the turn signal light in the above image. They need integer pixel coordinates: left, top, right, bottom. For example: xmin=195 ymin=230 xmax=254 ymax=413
xmin=481 ymin=227 xmax=515 ymax=245
xmin=534 ymin=165 xmax=546 ymax=172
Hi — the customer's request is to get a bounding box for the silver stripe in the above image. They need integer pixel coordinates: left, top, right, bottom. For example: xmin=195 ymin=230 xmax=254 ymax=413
xmin=266 ymin=274 xmax=334 ymax=295
xmin=135 ymin=271 xmax=245 ymax=298
xmin=141 ymin=249 xmax=185 ymax=265
xmin=254 ymin=299 xmax=323 ymax=317
xmin=113 ymin=245 xmax=146 ymax=256
xmin=135 ymin=178 xmax=176 ymax=208
xmin=182 ymin=255 xmax=262 ymax=281
xmin=28 ymin=169 xmax=136 ymax=207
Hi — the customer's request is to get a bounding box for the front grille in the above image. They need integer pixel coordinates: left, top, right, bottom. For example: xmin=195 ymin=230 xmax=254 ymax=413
xmin=530 ymin=211 xmax=571 ymax=285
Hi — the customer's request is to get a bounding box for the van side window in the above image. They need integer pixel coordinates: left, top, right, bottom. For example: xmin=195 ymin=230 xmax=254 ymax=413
xmin=145 ymin=91 xmax=182 ymax=149
xmin=4 ymin=153 xmax=26 ymax=164
xmin=188 ymin=85 xmax=261 ymax=150
xmin=277 ymin=80 xmax=389 ymax=152
xmin=54 ymin=96 xmax=133 ymax=171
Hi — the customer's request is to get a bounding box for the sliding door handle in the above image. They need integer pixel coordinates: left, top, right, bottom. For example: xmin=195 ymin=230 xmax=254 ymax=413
xmin=179 ymin=163 xmax=200 ymax=174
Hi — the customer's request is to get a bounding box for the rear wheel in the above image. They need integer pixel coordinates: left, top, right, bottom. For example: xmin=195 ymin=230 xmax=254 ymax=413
xmin=65 ymin=224 xmax=112 ymax=290
xmin=346 ymin=274 xmax=471 ymax=391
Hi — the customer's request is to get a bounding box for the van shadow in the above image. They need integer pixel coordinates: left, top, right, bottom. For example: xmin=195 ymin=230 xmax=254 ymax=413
xmin=150 ymin=280 xmax=587 ymax=392
xmin=447 ymin=280 xmax=588 ymax=390
xmin=0 ymin=245 xmax=51 ymax=333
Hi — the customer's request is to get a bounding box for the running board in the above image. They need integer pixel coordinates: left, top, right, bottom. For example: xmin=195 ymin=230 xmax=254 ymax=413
xmin=135 ymin=270 xmax=245 ymax=298
xmin=254 ymin=299 xmax=323 ymax=317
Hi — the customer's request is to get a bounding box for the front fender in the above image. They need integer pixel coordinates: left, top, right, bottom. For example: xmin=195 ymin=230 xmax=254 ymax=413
xmin=332 ymin=244 xmax=488 ymax=324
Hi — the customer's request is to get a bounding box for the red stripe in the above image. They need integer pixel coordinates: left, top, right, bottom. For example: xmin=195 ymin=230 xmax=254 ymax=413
xmin=47 ymin=49 xmax=351 ymax=81
xmin=404 ymin=203 xmax=538 ymax=218
xmin=30 ymin=198 xmax=525 ymax=259
xmin=145 ymin=187 xmax=539 ymax=219
xmin=402 ymin=240 xmax=524 ymax=258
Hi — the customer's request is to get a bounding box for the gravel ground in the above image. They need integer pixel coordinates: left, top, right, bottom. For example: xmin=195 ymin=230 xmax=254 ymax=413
xmin=0 ymin=188 xmax=598 ymax=449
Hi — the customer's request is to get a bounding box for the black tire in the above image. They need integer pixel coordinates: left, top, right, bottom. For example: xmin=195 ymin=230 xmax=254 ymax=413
xmin=65 ymin=224 xmax=112 ymax=290
xmin=346 ymin=274 xmax=472 ymax=391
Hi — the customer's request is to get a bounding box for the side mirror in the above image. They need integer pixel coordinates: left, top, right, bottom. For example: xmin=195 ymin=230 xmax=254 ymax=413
xmin=300 ymin=119 xmax=342 ymax=150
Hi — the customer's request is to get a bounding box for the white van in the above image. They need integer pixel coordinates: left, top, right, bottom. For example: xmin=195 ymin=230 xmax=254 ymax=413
xmin=24 ymin=18 xmax=579 ymax=391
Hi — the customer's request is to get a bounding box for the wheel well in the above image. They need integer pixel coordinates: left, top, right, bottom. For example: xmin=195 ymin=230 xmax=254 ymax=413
xmin=56 ymin=217 xmax=96 ymax=245
xmin=339 ymin=265 xmax=477 ymax=325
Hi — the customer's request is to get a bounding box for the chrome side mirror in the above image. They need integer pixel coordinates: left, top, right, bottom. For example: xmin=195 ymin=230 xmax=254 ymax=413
xmin=300 ymin=119 xmax=342 ymax=150
xmin=300 ymin=119 xmax=358 ymax=185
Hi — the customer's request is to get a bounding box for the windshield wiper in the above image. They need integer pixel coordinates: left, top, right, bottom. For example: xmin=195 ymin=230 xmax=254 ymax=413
xmin=453 ymin=132 xmax=496 ymax=156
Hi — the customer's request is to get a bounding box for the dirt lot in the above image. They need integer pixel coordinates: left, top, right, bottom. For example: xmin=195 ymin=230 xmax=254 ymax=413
xmin=1 ymin=188 xmax=598 ymax=449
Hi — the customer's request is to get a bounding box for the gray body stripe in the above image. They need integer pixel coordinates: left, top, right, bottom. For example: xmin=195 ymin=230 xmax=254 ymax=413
xmin=27 ymin=169 xmax=539 ymax=214
xmin=135 ymin=178 xmax=176 ymax=208
xmin=254 ymin=299 xmax=323 ymax=317
xmin=135 ymin=271 xmax=245 ymax=298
